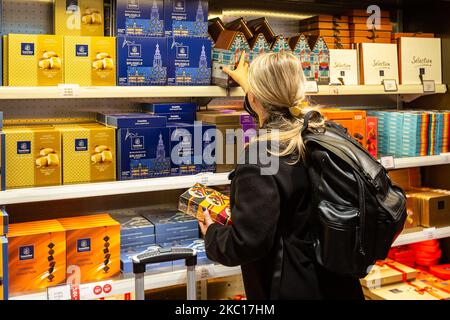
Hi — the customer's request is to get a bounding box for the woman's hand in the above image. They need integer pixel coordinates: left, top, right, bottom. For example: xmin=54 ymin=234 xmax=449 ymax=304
xmin=199 ymin=208 xmax=214 ymax=236
xmin=223 ymin=51 xmax=250 ymax=93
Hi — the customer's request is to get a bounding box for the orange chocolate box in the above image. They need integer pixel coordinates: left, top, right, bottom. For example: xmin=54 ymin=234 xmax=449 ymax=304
xmin=321 ymin=109 xmax=367 ymax=146
xmin=8 ymin=219 xmax=66 ymax=295
xmin=58 ymin=214 xmax=120 ymax=284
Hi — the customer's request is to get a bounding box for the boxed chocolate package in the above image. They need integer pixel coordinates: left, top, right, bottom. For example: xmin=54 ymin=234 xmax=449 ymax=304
xmin=141 ymin=209 xmax=199 ymax=244
xmin=116 ymin=0 xmax=164 ymax=37
xmin=168 ymin=122 xmax=216 ymax=175
xmin=359 ymin=43 xmax=399 ymax=85
xmin=179 ymin=183 xmax=232 ymax=225
xmin=58 ymin=214 xmax=120 ymax=283
xmin=361 ymin=260 xmax=417 ymax=288
xmin=167 ymin=36 xmax=212 ymax=86
xmin=329 ymin=49 xmax=359 ymax=85
xmin=55 ymin=0 xmax=104 ymax=36
xmin=116 ymin=35 xmax=167 ymax=86
xmin=8 ymin=220 xmax=66 ymax=295
xmin=164 ymin=0 xmax=208 ymax=37
xmin=398 ymin=37 xmax=442 ymax=85
xmin=363 ymin=280 xmax=450 ymax=300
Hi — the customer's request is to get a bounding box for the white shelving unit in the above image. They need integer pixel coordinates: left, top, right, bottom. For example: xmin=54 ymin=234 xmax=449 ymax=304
xmin=0 ymin=86 xmax=230 ymax=100
xmin=393 ymin=226 xmax=450 ymax=247
xmin=9 ymin=264 xmax=242 ymax=301
xmin=229 ymin=84 xmax=448 ymax=97
xmin=0 ymin=172 xmax=231 ymax=205
xmin=0 ymin=84 xmax=446 ymax=100
xmin=385 ymin=153 xmax=450 ymax=170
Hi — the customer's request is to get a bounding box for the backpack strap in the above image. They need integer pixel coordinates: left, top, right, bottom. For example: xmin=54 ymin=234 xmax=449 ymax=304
xmin=301 ymin=110 xmax=323 ymax=135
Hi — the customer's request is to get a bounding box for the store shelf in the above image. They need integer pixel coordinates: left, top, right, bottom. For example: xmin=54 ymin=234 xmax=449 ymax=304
xmin=0 ymin=86 xmax=229 ymax=100
xmin=9 ymin=264 xmax=242 ymax=300
xmin=229 ymin=84 xmax=448 ymax=97
xmin=0 ymin=172 xmax=231 ymax=205
xmin=381 ymin=153 xmax=450 ymax=170
xmin=392 ymin=226 xmax=450 ymax=247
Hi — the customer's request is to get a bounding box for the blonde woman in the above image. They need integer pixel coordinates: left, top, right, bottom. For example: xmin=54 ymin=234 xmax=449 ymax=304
xmin=199 ymin=52 xmax=364 ymax=300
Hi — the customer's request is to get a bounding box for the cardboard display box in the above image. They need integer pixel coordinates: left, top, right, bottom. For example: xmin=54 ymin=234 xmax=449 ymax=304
xmin=388 ymin=168 xmax=422 ymax=191
xmin=55 ymin=123 xmax=116 ymax=184
xmin=64 ymin=36 xmax=116 ymax=86
xmin=329 ymin=49 xmax=359 ymax=85
xmin=164 ymin=0 xmax=208 ymax=37
xmin=116 ymin=126 xmax=171 ymax=180
xmin=8 ymin=220 xmax=66 ymax=295
xmin=167 ymin=36 xmax=212 ymax=86
xmin=359 ymin=43 xmax=399 ymax=85
xmin=321 ymin=109 xmax=366 ymax=146
xmin=248 ymin=33 xmax=271 ymax=61
xmin=179 ymin=183 xmax=232 ymax=226
xmin=4 ymin=126 xmax=62 ymax=189
xmin=366 ymin=116 xmax=378 ymax=158
xmin=143 ymin=102 xmax=197 ymax=114
xmin=141 ymin=209 xmax=199 ymax=244
xmin=392 ymin=33 xmax=434 ymax=41
xmin=363 ymin=280 xmax=450 ymax=300
xmin=196 ymin=111 xmax=242 ymax=173
xmin=399 ymin=37 xmax=442 ymax=85
xmin=208 ymin=17 xmax=226 ymax=43
xmin=212 ymin=30 xmax=250 ymax=88
xmin=5 ymin=34 xmax=64 ymax=86
xmin=289 ymin=34 xmax=314 ymax=81
xmin=58 ymin=214 xmax=120 ymax=283
xmin=55 ymin=0 xmax=104 ymax=36
xmin=168 ymin=122 xmax=216 ymax=176
xmin=116 ymin=36 xmax=167 ymax=86
xmin=97 ymin=112 xmax=167 ymax=128
xmin=413 ymin=190 xmax=450 ymax=228
xmin=116 ymin=0 xmax=164 ymax=37
xmin=225 ymin=18 xmax=254 ymax=40
xmin=299 ymin=22 xmax=349 ymax=32
xmin=308 ymin=36 xmax=330 ymax=84
xmin=361 ymin=260 xmax=417 ymax=288
xmin=302 ymin=29 xmax=351 ymax=38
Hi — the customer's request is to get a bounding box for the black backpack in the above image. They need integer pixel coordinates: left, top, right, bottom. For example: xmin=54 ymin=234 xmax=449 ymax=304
xmin=301 ymin=111 xmax=407 ymax=278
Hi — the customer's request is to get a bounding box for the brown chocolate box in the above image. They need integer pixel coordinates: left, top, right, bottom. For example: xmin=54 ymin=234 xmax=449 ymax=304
xmin=246 ymin=17 xmax=276 ymax=43
xmin=225 ymin=18 xmax=254 ymax=40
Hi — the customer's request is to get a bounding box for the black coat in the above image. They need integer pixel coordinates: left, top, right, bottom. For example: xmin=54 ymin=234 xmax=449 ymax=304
xmin=204 ymin=154 xmax=364 ymax=300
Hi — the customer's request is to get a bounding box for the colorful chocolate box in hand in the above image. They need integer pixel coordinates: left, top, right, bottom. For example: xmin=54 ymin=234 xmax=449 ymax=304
xmin=164 ymin=0 xmax=209 ymax=37
xmin=179 ymin=183 xmax=232 ymax=226
xmin=116 ymin=0 xmax=164 ymax=37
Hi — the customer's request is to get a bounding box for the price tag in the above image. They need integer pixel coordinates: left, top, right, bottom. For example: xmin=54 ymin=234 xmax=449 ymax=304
xmin=196 ymin=173 xmax=211 ymax=186
xmin=383 ymin=79 xmax=398 ymax=92
xmin=331 ymin=86 xmax=340 ymax=95
xmin=47 ymin=284 xmax=71 ymax=300
xmin=423 ymin=227 xmax=436 ymax=240
xmin=78 ymin=280 xmax=114 ymax=300
xmin=441 ymin=152 xmax=450 ymax=163
xmin=380 ymin=156 xmax=395 ymax=170
xmin=305 ymin=81 xmax=319 ymax=93
xmin=423 ymin=80 xmax=436 ymax=93
xmin=58 ymin=84 xmax=80 ymax=97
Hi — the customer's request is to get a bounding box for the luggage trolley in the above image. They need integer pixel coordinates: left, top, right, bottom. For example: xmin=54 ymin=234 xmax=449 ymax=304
xmin=132 ymin=247 xmax=198 ymax=300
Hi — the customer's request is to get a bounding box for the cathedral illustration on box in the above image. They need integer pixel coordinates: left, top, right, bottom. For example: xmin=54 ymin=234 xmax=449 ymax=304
xmin=172 ymin=0 xmax=208 ymax=37
xmin=125 ymin=0 xmax=164 ymax=37
xmin=175 ymin=45 xmax=211 ymax=85
xmin=289 ymin=34 xmax=314 ymax=81
xmin=126 ymin=42 xmax=167 ymax=86
xmin=309 ymin=36 xmax=330 ymax=84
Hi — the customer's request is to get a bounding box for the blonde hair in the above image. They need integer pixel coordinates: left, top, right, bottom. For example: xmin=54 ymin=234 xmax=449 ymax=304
xmin=248 ymin=51 xmax=325 ymax=163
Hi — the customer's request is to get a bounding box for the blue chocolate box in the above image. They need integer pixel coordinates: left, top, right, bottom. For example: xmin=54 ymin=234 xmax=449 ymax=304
xmin=167 ymin=37 xmax=212 ymax=85
xmin=116 ymin=0 xmax=164 ymax=37
xmin=117 ymin=36 xmax=168 ymax=86
xmin=164 ymin=0 xmax=208 ymax=37
xmin=117 ymin=127 xmax=171 ymax=180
